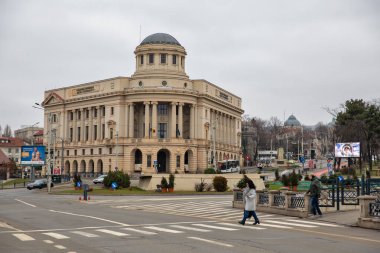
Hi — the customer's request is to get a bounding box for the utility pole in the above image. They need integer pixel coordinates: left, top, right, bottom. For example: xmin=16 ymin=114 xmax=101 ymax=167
xmin=47 ymin=113 xmax=52 ymax=193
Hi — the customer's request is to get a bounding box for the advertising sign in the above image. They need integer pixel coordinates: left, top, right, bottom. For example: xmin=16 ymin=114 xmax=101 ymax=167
xmin=21 ymin=146 xmax=46 ymax=165
xmin=53 ymin=167 xmax=61 ymax=175
xmin=334 ymin=142 xmax=360 ymax=158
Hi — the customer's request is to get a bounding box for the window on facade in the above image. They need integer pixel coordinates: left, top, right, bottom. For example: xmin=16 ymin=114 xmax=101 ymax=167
xmin=94 ymin=125 xmax=97 ymax=140
xmin=158 ymin=104 xmax=168 ymax=115
xmin=66 ymin=150 xmax=69 ymax=156
xmin=140 ymin=55 xmax=144 ymax=65
xmin=160 ymin=54 xmax=167 ymax=64
xmin=94 ymin=108 xmax=97 ymax=118
xmin=102 ymin=106 xmax=105 ymax=116
xmin=52 ymin=114 xmax=58 ymax=123
xmin=98 ymin=148 xmax=102 ymax=155
xmin=74 ymin=150 xmax=77 ymax=156
xmin=147 ymin=155 xmax=151 ymax=167
xmin=82 ymin=149 xmax=85 ymax=155
xmin=181 ymin=57 xmax=184 ymax=67
xmin=102 ymin=124 xmax=105 ymax=139
xmin=86 ymin=109 xmax=89 ymax=118
xmin=172 ymin=55 xmax=177 ymax=65
xmin=77 ymin=111 xmax=81 ymax=120
xmin=85 ymin=126 xmax=89 ymax=141
xmin=109 ymin=148 xmax=112 ymax=154
xmin=111 ymin=107 xmax=114 ymax=115
xmin=77 ymin=127 xmax=81 ymax=141
xmin=158 ymin=123 xmax=167 ymax=138
xmin=15 ymin=148 xmax=19 ymax=153
xmin=69 ymin=128 xmax=73 ymax=142
xmin=110 ymin=128 xmax=114 ymax=139
xmin=149 ymin=53 xmax=154 ymax=64
xmin=8 ymin=148 xmax=11 ymax=153
xmin=176 ymin=155 xmax=181 ymax=168
xmin=90 ymin=149 xmax=93 ymax=155
xmin=15 ymin=158 xmax=18 ymax=162
xmin=70 ymin=112 xmax=74 ymax=121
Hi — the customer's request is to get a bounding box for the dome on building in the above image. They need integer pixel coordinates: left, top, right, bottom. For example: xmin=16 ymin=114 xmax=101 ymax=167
xmin=284 ymin=114 xmax=301 ymax=127
xmin=140 ymin=33 xmax=181 ymax=46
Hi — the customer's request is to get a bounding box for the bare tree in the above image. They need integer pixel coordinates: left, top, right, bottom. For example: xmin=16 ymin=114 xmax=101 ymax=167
xmin=3 ymin=125 xmax=12 ymax=137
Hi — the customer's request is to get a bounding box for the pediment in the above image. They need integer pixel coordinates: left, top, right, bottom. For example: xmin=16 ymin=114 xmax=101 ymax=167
xmin=42 ymin=92 xmax=64 ymax=106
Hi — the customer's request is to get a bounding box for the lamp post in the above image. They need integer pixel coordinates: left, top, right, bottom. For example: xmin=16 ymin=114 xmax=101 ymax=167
xmin=29 ymin=122 xmax=39 ymax=181
xmin=115 ymin=131 xmax=119 ymax=171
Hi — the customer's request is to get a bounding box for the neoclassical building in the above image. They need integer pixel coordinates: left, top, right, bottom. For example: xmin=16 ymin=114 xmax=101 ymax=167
xmin=42 ymin=33 xmax=244 ymax=176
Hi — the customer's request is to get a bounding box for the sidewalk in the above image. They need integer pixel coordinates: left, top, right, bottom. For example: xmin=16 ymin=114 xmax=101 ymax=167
xmin=306 ymin=209 xmax=360 ymax=226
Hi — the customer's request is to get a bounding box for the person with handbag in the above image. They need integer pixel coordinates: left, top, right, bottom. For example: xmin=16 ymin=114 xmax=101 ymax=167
xmin=238 ymin=179 xmax=260 ymax=225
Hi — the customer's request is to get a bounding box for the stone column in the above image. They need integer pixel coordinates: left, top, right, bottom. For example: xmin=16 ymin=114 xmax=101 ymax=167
xmin=97 ymin=106 xmax=101 ymax=141
xmin=73 ymin=110 xmax=77 ymax=142
xmin=144 ymin=102 xmax=150 ymax=138
xmin=178 ymin=103 xmax=183 ymax=138
xmin=190 ymin=104 xmax=195 ymax=139
xmin=89 ymin=108 xmax=93 ymax=142
xmin=125 ymin=104 xmax=129 ymax=138
xmin=129 ymin=103 xmax=134 ymax=138
xmin=152 ymin=102 xmax=157 ymax=138
xmin=171 ymin=102 xmax=177 ymax=138
xmin=81 ymin=108 xmax=85 ymax=142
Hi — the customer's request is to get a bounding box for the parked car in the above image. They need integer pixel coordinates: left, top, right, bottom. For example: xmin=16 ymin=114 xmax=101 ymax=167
xmin=27 ymin=179 xmax=53 ymax=190
xmin=93 ymin=175 xmax=107 ymax=184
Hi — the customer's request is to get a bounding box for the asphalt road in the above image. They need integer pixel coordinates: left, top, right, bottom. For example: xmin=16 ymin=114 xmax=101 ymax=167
xmin=0 ymin=188 xmax=379 ymax=253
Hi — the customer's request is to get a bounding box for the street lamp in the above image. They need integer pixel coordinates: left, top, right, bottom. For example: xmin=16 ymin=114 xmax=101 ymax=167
xmin=29 ymin=122 xmax=39 ymax=181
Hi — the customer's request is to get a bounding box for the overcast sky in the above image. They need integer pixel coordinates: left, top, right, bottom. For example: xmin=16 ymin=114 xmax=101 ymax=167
xmin=1 ymin=0 xmax=379 ymax=132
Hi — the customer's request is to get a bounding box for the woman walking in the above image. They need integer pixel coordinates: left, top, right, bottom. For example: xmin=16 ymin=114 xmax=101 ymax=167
xmin=238 ymin=179 xmax=260 ymax=225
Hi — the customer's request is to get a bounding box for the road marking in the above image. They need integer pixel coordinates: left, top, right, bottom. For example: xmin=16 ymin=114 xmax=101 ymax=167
xmin=43 ymin=232 xmax=69 ymax=239
xmin=188 ymin=237 xmax=233 ymax=248
xmin=0 ymin=221 xmax=20 ymax=231
xmin=120 ymin=228 xmax=157 ymax=235
xmin=144 ymin=226 xmax=184 ymax=234
xmin=49 ymin=210 xmax=130 ymax=226
xmin=259 ymin=223 xmax=293 ymax=229
xmin=192 ymin=224 xmax=238 ymax=231
xmin=264 ymin=220 xmax=317 ymax=228
xmin=12 ymin=233 xmax=35 ymax=241
xmin=169 ymin=225 xmax=211 ymax=232
xmin=286 ymin=219 xmax=342 ymax=227
xmin=54 ymin=245 xmax=66 ymax=249
xmin=43 ymin=240 xmax=54 ymax=244
xmin=96 ymin=229 xmax=129 ymax=236
xmin=15 ymin=199 xmax=36 ymax=208
xmin=218 ymin=222 xmax=266 ymax=230
xmin=71 ymin=231 xmax=99 ymax=237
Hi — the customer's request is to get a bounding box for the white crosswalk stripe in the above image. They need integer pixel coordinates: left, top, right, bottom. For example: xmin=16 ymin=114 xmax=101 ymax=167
xmin=264 ymin=220 xmax=317 ymax=228
xmin=96 ymin=229 xmax=129 ymax=236
xmin=12 ymin=233 xmax=35 ymax=241
xmin=71 ymin=231 xmax=99 ymax=237
xmin=192 ymin=224 xmax=238 ymax=231
xmin=259 ymin=223 xmax=293 ymax=229
xmin=121 ymin=227 xmax=157 ymax=235
xmin=144 ymin=226 xmax=184 ymax=233
xmin=285 ymin=219 xmax=342 ymax=227
xmin=169 ymin=225 xmax=211 ymax=232
xmin=43 ymin=232 xmax=69 ymax=239
xmin=218 ymin=222 xmax=266 ymax=230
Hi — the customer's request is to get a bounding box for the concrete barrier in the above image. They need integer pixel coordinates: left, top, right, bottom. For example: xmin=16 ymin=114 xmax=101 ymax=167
xmin=357 ymin=195 xmax=380 ymax=230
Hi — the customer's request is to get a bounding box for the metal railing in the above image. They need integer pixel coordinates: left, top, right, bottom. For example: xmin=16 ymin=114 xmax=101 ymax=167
xmin=273 ymin=194 xmax=285 ymax=207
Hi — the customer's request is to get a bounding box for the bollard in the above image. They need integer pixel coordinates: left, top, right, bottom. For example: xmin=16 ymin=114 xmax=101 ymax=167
xmin=79 ymin=196 xmax=82 ymax=201
xmin=83 ymin=184 xmax=89 ymax=201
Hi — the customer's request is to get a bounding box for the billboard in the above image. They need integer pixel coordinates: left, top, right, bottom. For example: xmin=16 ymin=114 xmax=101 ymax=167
xmin=21 ymin=146 xmax=46 ymax=165
xmin=334 ymin=142 xmax=360 ymax=158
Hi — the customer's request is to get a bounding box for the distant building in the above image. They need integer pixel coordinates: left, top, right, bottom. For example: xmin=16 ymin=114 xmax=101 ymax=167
xmin=14 ymin=126 xmax=43 ymax=145
xmin=0 ymin=137 xmax=24 ymax=166
xmin=241 ymin=120 xmax=255 ymax=166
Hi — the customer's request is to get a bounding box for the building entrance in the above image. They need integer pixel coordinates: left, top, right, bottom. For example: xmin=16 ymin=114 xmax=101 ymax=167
xmin=157 ymin=149 xmax=169 ymax=173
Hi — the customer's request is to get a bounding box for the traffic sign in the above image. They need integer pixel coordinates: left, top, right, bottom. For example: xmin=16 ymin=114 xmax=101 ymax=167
xmin=111 ymin=182 xmax=118 ymax=189
xmin=299 ymin=156 xmax=305 ymax=164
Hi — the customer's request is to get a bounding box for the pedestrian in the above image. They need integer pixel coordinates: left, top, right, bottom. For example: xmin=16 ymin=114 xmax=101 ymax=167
xmin=238 ymin=179 xmax=260 ymax=225
xmin=306 ymin=175 xmax=322 ymax=216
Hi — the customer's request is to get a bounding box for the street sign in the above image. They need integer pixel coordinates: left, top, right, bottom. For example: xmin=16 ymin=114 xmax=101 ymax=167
xmin=297 ymin=181 xmax=312 ymax=191
xmin=111 ymin=182 xmax=118 ymax=189
xmin=299 ymin=156 xmax=305 ymax=164
xmin=76 ymin=181 xmax=81 ymax=188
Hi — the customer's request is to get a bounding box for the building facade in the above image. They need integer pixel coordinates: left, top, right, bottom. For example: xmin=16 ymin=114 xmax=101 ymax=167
xmin=42 ymin=33 xmax=244 ymax=176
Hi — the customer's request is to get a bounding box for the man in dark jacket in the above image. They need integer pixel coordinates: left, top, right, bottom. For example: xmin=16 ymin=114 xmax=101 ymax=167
xmin=306 ymin=175 xmax=322 ymax=216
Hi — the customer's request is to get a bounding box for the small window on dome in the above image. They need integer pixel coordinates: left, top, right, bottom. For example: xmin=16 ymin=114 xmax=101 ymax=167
xmin=149 ymin=54 xmax=154 ymax=64
xmin=172 ymin=55 xmax=177 ymax=65
xmin=160 ymin=54 xmax=167 ymax=64
xmin=184 ymin=83 xmax=187 ymax=88
xmin=162 ymin=81 xmax=167 ymax=86
xmin=138 ymin=81 xmax=143 ymax=87
xmin=140 ymin=55 xmax=144 ymax=65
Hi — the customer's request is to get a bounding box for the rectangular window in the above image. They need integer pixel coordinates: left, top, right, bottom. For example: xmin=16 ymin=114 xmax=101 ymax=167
xmin=149 ymin=53 xmax=154 ymax=64
xmin=110 ymin=128 xmax=114 ymax=139
xmin=140 ymin=55 xmax=144 ymax=65
xmin=158 ymin=104 xmax=168 ymax=115
xmin=82 ymin=149 xmax=85 ymax=155
xmin=181 ymin=57 xmax=184 ymax=66
xmin=160 ymin=54 xmax=167 ymax=64
xmin=77 ymin=127 xmax=81 ymax=141
xmin=98 ymin=148 xmax=102 ymax=155
xmin=94 ymin=108 xmax=97 ymax=118
xmin=109 ymin=148 xmax=112 ymax=154
xmin=74 ymin=150 xmax=77 ymax=156
xmin=111 ymin=107 xmax=114 ymax=115
xmin=90 ymin=149 xmax=93 ymax=155
xmin=102 ymin=124 xmax=105 ymax=139
xmin=69 ymin=128 xmax=73 ymax=142
xmin=70 ymin=112 xmax=74 ymax=121
xmin=102 ymin=106 xmax=105 ymax=116
xmin=78 ymin=111 xmax=81 ymax=120
xmin=176 ymin=155 xmax=180 ymax=168
xmin=144 ymin=155 xmax=150 ymax=167
xmin=85 ymin=126 xmax=89 ymax=141
xmin=86 ymin=109 xmax=89 ymax=118
xmin=66 ymin=150 xmax=69 ymax=156
xmin=172 ymin=55 xmax=177 ymax=65
xmin=8 ymin=148 xmax=11 ymax=153
xmin=158 ymin=123 xmax=167 ymax=138
xmin=15 ymin=148 xmax=19 ymax=153
xmin=94 ymin=125 xmax=97 ymax=140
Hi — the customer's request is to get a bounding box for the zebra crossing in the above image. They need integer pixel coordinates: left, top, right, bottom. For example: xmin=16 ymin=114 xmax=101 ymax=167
xmin=10 ymin=219 xmax=342 ymax=243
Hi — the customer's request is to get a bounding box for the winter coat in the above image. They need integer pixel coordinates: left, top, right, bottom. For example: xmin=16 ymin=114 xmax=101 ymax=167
xmin=243 ymin=188 xmax=257 ymax=211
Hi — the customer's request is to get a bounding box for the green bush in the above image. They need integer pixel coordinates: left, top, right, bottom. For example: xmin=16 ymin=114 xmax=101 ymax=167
xmin=275 ymin=169 xmax=280 ymax=181
xmin=236 ymin=175 xmax=249 ymax=189
xmin=204 ymin=168 xmax=217 ymax=174
xmin=168 ymin=173 xmax=175 ymax=188
xmin=103 ymin=171 xmax=130 ymax=189
xmin=161 ymin=177 xmax=168 ymax=188
xmin=195 ymin=178 xmax=207 ymax=192
xmin=213 ymin=176 xmax=228 ymax=192
xmin=281 ymin=174 xmax=290 ymax=186
xmin=73 ymin=174 xmax=82 ymax=187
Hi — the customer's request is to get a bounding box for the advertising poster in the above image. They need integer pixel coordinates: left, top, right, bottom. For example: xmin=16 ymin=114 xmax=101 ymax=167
xmin=334 ymin=142 xmax=360 ymax=158
xmin=21 ymin=146 xmax=46 ymax=165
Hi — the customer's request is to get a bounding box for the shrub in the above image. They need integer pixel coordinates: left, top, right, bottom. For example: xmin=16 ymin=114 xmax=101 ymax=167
xmin=304 ymin=174 xmax=311 ymax=181
xmin=204 ymin=168 xmax=217 ymax=174
xmin=281 ymin=174 xmax=290 ymax=186
xmin=236 ymin=175 xmax=249 ymax=189
xmin=320 ymin=174 xmax=328 ymax=184
xmin=103 ymin=171 xmax=130 ymax=188
xmin=195 ymin=178 xmax=207 ymax=192
xmin=168 ymin=173 xmax=175 ymax=188
xmin=213 ymin=176 xmax=228 ymax=192
xmin=73 ymin=174 xmax=82 ymax=187
xmin=160 ymin=177 xmax=168 ymax=188
xmin=275 ymin=169 xmax=280 ymax=181
xmin=290 ymin=170 xmax=299 ymax=186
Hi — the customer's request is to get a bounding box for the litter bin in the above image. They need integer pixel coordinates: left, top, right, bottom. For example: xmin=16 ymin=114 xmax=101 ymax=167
xmin=83 ymin=184 xmax=89 ymax=201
